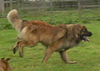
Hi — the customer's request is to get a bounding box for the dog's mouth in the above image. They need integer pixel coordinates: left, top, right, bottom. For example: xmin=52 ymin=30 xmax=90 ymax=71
xmin=83 ymin=36 xmax=90 ymax=42
xmin=81 ymin=32 xmax=92 ymax=42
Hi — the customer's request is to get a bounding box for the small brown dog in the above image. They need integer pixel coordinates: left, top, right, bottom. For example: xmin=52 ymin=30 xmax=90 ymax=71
xmin=0 ymin=58 xmax=12 ymax=71
xmin=7 ymin=9 xmax=92 ymax=64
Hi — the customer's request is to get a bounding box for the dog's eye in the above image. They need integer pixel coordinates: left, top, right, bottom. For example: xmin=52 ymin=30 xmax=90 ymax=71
xmin=81 ymin=29 xmax=85 ymax=32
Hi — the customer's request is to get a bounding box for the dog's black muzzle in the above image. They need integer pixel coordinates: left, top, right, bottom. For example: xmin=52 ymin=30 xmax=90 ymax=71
xmin=82 ymin=31 xmax=92 ymax=42
xmin=87 ymin=32 xmax=92 ymax=36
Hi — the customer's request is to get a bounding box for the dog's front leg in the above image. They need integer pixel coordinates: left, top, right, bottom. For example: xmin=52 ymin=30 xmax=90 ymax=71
xmin=59 ymin=50 xmax=77 ymax=64
xmin=42 ymin=48 xmax=54 ymax=63
xmin=42 ymin=45 xmax=57 ymax=64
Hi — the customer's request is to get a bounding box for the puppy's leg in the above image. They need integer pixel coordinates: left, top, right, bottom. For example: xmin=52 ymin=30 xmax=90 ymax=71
xmin=59 ymin=51 xmax=76 ymax=64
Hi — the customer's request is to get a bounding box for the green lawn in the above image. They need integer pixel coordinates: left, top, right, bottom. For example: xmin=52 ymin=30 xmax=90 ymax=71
xmin=0 ymin=9 xmax=100 ymax=71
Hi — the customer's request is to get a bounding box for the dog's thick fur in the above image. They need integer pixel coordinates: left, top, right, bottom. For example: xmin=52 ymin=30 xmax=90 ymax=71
xmin=0 ymin=58 xmax=12 ymax=71
xmin=7 ymin=9 xmax=92 ymax=64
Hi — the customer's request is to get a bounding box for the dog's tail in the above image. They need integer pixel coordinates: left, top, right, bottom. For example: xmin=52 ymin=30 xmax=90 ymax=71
xmin=7 ymin=9 xmax=23 ymax=32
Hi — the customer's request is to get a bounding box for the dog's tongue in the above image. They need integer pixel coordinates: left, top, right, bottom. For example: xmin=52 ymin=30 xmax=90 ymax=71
xmin=83 ymin=36 xmax=89 ymax=42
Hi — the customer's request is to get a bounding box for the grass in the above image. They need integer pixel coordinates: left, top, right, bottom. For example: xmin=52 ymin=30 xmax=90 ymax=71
xmin=0 ymin=10 xmax=100 ymax=71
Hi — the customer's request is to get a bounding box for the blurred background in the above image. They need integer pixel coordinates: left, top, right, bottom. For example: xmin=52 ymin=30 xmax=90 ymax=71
xmin=0 ymin=0 xmax=100 ymax=18
xmin=0 ymin=0 xmax=100 ymax=29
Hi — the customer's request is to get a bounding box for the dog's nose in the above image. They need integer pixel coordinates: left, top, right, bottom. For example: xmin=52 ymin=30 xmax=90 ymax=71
xmin=88 ymin=32 xmax=92 ymax=36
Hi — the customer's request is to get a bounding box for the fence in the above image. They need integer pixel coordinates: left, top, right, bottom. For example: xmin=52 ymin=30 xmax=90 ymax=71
xmin=0 ymin=0 xmax=100 ymax=20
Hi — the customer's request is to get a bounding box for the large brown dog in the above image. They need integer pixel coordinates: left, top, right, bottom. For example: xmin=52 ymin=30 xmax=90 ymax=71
xmin=0 ymin=58 xmax=12 ymax=71
xmin=7 ymin=9 xmax=92 ymax=64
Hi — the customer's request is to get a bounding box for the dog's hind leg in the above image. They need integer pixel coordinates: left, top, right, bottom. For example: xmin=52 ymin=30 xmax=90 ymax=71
xmin=17 ymin=41 xmax=37 ymax=57
xmin=18 ymin=41 xmax=29 ymax=57
xmin=13 ymin=41 xmax=26 ymax=57
xmin=59 ymin=50 xmax=77 ymax=64
xmin=19 ymin=46 xmax=24 ymax=57
xmin=13 ymin=41 xmax=21 ymax=54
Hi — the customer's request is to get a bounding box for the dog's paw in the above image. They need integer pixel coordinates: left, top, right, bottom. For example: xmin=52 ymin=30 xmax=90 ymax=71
xmin=13 ymin=48 xmax=16 ymax=54
xmin=19 ymin=55 xmax=23 ymax=58
xmin=19 ymin=52 xmax=24 ymax=58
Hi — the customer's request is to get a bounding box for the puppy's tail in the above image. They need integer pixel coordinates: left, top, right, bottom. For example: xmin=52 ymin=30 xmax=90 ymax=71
xmin=7 ymin=9 xmax=23 ymax=32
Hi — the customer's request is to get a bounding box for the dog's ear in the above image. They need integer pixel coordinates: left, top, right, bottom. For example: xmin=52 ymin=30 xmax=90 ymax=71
xmin=80 ymin=26 xmax=87 ymax=34
xmin=83 ymin=26 xmax=86 ymax=28
xmin=73 ymin=24 xmax=83 ymax=38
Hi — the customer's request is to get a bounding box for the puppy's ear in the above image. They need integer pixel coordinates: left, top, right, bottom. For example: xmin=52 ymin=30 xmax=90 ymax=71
xmin=6 ymin=58 xmax=10 ymax=61
xmin=1 ymin=58 xmax=4 ymax=60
